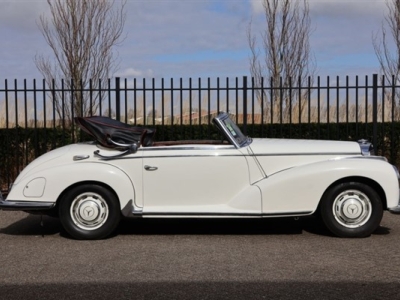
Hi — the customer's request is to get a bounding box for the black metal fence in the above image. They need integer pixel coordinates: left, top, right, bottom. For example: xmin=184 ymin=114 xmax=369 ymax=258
xmin=1 ymin=74 xmax=400 ymax=192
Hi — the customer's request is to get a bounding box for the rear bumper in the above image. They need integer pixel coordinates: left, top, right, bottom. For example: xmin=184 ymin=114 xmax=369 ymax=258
xmin=0 ymin=198 xmax=56 ymax=211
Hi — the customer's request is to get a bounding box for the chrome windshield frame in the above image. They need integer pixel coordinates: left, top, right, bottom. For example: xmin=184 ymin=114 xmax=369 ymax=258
xmin=213 ymin=112 xmax=252 ymax=149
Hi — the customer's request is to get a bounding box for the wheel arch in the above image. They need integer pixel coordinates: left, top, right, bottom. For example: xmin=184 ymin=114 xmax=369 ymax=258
xmin=321 ymin=176 xmax=387 ymax=210
xmin=55 ymin=181 xmax=121 ymax=212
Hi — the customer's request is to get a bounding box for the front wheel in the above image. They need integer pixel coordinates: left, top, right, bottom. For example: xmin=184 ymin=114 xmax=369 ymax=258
xmin=59 ymin=184 xmax=121 ymax=240
xmin=320 ymin=182 xmax=383 ymax=238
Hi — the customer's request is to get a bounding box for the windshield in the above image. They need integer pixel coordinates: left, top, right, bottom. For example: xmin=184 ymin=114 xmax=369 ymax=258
xmin=222 ymin=117 xmax=248 ymax=146
xmin=213 ymin=112 xmax=251 ymax=148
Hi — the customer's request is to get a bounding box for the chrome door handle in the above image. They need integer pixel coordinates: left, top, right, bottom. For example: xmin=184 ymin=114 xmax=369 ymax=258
xmin=144 ymin=165 xmax=158 ymax=171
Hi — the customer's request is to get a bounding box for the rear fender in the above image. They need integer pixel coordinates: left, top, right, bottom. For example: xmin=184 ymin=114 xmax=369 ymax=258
xmin=6 ymin=162 xmax=136 ymax=211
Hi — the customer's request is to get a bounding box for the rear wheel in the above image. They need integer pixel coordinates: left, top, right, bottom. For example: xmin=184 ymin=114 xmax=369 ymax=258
xmin=320 ymin=182 xmax=383 ymax=238
xmin=59 ymin=184 xmax=121 ymax=240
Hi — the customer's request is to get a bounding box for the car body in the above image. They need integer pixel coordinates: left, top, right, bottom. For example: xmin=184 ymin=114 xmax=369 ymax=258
xmin=1 ymin=112 xmax=400 ymax=239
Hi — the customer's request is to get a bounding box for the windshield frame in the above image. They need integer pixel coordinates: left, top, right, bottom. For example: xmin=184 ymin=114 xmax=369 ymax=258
xmin=213 ymin=112 xmax=251 ymax=149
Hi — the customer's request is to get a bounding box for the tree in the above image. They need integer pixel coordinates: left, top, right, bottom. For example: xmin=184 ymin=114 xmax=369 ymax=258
xmin=35 ymin=0 xmax=126 ymax=122
xmin=248 ymin=0 xmax=315 ymax=122
xmin=373 ymin=0 xmax=400 ymax=86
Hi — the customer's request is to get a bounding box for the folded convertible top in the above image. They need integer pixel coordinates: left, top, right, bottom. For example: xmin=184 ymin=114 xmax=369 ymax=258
xmin=75 ymin=116 xmax=155 ymax=148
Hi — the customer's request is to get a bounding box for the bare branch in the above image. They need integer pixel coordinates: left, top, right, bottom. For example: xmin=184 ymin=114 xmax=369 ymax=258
xmin=373 ymin=0 xmax=400 ymax=106
xmin=248 ymin=0 xmax=315 ymax=122
xmin=34 ymin=0 xmax=127 ymax=120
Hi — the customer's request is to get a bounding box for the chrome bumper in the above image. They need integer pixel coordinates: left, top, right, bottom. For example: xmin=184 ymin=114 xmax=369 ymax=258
xmin=388 ymin=177 xmax=400 ymax=214
xmin=0 ymin=199 xmax=56 ymax=211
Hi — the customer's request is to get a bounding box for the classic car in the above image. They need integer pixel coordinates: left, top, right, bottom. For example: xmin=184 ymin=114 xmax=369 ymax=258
xmin=1 ymin=112 xmax=400 ymax=239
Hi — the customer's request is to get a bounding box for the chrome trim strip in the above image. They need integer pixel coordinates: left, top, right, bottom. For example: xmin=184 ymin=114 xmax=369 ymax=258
xmin=142 ymin=154 xmax=243 ymax=159
xmin=142 ymin=145 xmax=235 ymax=151
xmin=144 ymin=145 xmax=359 ymax=156
xmin=254 ymin=152 xmax=360 ymax=157
xmin=246 ymin=146 xmax=267 ymax=178
xmin=103 ymin=152 xmax=363 ymax=160
xmin=343 ymin=156 xmax=388 ymax=162
xmin=102 ymin=154 xmax=245 ymax=160
xmin=0 ymin=200 xmax=56 ymax=211
xmin=139 ymin=211 xmax=313 ymax=217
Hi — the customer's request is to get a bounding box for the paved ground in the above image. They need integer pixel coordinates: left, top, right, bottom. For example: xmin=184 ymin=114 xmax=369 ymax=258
xmin=0 ymin=211 xmax=400 ymax=300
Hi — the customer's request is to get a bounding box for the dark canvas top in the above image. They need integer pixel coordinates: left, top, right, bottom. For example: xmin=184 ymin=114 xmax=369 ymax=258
xmin=75 ymin=116 xmax=155 ymax=148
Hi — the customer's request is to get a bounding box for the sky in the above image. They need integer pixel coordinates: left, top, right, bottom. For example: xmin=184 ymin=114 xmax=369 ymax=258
xmin=0 ymin=0 xmax=391 ymax=84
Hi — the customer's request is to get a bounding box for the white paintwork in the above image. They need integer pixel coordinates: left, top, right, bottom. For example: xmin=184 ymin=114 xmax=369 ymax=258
xmin=7 ymin=143 xmax=137 ymax=211
xmin=249 ymin=138 xmax=361 ymax=155
xmin=256 ymin=157 xmax=400 ymax=214
xmin=239 ymin=147 xmax=265 ymax=184
xmin=250 ymin=138 xmax=361 ymax=176
xmin=140 ymin=145 xmax=260 ymax=214
xmin=4 ymin=122 xmax=400 ymax=219
xmin=23 ymin=178 xmax=46 ymax=198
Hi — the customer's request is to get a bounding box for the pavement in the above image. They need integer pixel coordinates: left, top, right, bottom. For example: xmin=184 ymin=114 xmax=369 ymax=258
xmin=0 ymin=211 xmax=400 ymax=300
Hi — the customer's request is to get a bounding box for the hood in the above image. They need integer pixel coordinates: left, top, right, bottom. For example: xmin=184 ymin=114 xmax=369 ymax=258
xmin=249 ymin=138 xmax=361 ymax=156
xmin=248 ymin=138 xmax=362 ymax=176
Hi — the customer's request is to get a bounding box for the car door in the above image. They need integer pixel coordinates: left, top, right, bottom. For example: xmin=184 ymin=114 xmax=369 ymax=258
xmin=142 ymin=144 xmax=254 ymax=215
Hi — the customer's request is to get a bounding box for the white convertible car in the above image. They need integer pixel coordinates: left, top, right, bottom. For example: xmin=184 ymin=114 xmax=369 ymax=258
xmin=1 ymin=112 xmax=400 ymax=239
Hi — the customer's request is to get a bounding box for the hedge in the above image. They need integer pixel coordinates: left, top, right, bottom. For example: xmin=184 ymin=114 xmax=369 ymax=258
xmin=1 ymin=122 xmax=399 ymax=190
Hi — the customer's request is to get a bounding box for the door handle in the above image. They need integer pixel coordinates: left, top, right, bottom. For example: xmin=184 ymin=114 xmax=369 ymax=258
xmin=144 ymin=165 xmax=158 ymax=171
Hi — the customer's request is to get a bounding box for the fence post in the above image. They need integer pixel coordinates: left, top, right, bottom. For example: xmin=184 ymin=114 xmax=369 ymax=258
xmin=243 ymin=76 xmax=247 ymax=135
xmin=372 ymin=74 xmax=378 ymax=153
xmin=115 ymin=77 xmax=121 ymax=121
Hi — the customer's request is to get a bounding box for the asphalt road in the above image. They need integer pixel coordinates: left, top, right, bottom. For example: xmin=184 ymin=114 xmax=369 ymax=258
xmin=1 ymin=211 xmax=400 ymax=300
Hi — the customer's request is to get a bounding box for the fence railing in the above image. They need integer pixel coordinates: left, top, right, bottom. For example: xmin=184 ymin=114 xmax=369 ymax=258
xmin=1 ymin=74 xmax=399 ymax=192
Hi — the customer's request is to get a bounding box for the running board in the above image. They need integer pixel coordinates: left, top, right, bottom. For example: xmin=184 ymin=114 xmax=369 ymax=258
xmin=122 ymin=207 xmax=313 ymax=219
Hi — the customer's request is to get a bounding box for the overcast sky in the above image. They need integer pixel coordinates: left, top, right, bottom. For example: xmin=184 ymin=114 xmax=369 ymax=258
xmin=0 ymin=0 xmax=390 ymax=83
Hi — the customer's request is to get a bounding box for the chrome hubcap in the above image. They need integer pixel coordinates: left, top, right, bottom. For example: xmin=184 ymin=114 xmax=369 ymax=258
xmin=332 ymin=190 xmax=372 ymax=228
xmin=70 ymin=192 xmax=109 ymax=230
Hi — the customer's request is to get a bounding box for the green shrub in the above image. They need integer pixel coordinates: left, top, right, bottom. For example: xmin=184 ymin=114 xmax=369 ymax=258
xmin=1 ymin=122 xmax=399 ymax=191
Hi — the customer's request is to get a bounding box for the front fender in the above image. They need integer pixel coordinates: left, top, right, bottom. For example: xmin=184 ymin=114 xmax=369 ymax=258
xmin=6 ymin=162 xmax=136 ymax=210
xmin=256 ymin=158 xmax=399 ymax=214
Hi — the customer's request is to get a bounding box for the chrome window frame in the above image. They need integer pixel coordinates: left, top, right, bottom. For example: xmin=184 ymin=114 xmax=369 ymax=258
xmin=213 ymin=112 xmax=251 ymax=149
